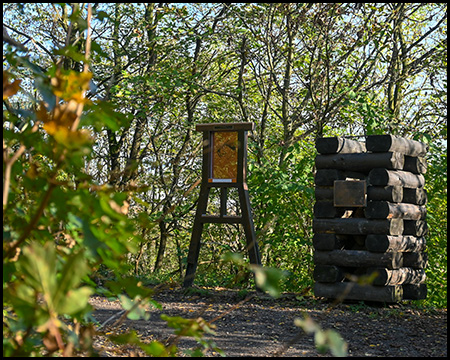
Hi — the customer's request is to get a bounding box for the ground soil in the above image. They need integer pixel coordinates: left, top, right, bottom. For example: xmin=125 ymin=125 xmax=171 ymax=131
xmin=89 ymin=287 xmax=447 ymax=357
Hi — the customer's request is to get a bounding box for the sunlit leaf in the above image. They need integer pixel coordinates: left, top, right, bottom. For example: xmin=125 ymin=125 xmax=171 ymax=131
xmin=250 ymin=265 xmax=287 ymax=298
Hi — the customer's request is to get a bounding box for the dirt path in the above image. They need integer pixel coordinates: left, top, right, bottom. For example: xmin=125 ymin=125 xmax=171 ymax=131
xmin=89 ymin=287 xmax=447 ymax=357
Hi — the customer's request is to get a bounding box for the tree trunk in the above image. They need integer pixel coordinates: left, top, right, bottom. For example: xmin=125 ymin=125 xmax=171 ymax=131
xmin=154 ymin=219 xmax=168 ymax=272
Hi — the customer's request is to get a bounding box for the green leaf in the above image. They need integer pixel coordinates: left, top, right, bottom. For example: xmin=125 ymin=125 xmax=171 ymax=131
xmin=57 ymin=251 xmax=89 ymax=293
xmin=19 ymin=242 xmax=57 ymax=307
xmin=161 ymin=315 xmax=215 ymax=338
xmin=140 ymin=341 xmax=170 ymax=357
xmin=110 ymin=332 xmax=172 ymax=356
xmin=81 ymin=218 xmax=107 ymax=258
xmin=295 ymin=315 xmax=348 ymax=357
xmin=119 ymin=295 xmax=150 ymax=321
xmin=95 ymin=10 xmax=109 ymax=21
xmin=53 ymin=45 xmax=87 ymax=63
xmin=326 ymin=329 xmax=348 ymax=357
xmin=250 ymin=265 xmax=286 ymax=298
xmin=57 ymin=287 xmax=93 ymax=315
xmin=34 ymin=76 xmax=56 ymax=110
xmin=222 ymin=252 xmax=245 ymax=266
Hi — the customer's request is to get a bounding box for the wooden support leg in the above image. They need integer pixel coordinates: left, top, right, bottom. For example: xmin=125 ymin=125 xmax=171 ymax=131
xmin=183 ymin=185 xmax=210 ymax=288
xmin=238 ymin=185 xmax=261 ymax=266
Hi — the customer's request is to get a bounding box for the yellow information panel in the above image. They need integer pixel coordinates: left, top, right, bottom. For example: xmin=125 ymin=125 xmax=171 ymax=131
xmin=210 ymin=131 xmax=238 ymax=182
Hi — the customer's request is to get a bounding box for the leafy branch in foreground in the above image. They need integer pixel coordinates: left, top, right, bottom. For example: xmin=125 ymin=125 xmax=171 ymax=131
xmin=3 ymin=6 xmax=222 ymax=357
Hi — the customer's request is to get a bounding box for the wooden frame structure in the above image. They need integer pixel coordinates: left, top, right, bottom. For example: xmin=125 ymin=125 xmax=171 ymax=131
xmin=183 ymin=122 xmax=261 ymax=288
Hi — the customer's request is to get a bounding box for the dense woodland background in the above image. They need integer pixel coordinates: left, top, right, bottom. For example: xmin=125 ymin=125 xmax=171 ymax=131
xmin=3 ymin=3 xmax=447 ymax=356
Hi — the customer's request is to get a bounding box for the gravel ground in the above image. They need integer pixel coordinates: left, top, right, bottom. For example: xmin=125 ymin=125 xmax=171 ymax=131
xmin=89 ymin=287 xmax=447 ymax=357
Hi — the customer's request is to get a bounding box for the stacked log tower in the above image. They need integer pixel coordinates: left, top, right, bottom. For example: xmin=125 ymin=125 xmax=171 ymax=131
xmin=313 ymin=135 xmax=428 ymax=303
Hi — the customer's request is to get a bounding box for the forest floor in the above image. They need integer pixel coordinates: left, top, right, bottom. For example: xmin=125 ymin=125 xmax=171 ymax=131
xmin=89 ymin=286 xmax=447 ymax=357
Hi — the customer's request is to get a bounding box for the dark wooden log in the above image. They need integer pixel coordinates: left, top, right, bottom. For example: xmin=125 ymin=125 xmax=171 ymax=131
xmin=368 ymin=169 xmax=425 ymax=188
xmin=316 ymin=137 xmax=366 ymax=154
xmin=315 ymin=169 xmax=366 ymax=186
xmin=316 ymin=185 xmax=391 ymax=204
xmin=364 ymin=201 xmax=427 ymax=220
xmin=403 ymin=156 xmax=427 ymax=174
xmin=313 ymin=233 xmax=348 ymax=250
xmin=365 ymin=234 xmax=426 ymax=253
xmin=314 ymin=282 xmax=403 ymax=303
xmin=403 ymin=220 xmax=428 ymax=236
xmin=403 ymin=252 xmax=428 ymax=269
xmin=315 ymin=186 xmax=334 ymax=201
xmin=315 ymin=152 xmax=404 ymax=172
xmin=367 ymin=185 xmax=403 ymax=203
xmin=314 ymin=250 xmax=403 ymax=269
xmin=313 ymin=264 xmax=348 ymax=283
xmin=366 ymin=135 xmax=428 ymax=157
xmin=402 ymin=284 xmax=427 ymax=300
xmin=314 ymin=201 xmax=347 ymax=218
xmin=366 ymin=267 xmax=426 ymax=286
xmin=402 ymin=188 xmax=427 ymax=205
xmin=313 ymin=218 xmax=404 ymax=235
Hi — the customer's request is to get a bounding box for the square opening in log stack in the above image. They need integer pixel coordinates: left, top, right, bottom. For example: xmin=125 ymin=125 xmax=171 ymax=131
xmin=334 ymin=180 xmax=367 ymax=207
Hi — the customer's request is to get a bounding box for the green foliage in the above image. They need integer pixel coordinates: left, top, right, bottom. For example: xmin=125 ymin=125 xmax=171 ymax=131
xmin=2 ymin=10 xmax=223 ymax=357
xmin=295 ymin=315 xmax=348 ymax=357
xmin=248 ymin=140 xmax=316 ymax=293
xmin=222 ymin=251 xmax=289 ymax=298
xmin=420 ymin=136 xmax=447 ymax=308
xmin=109 ymin=331 xmax=176 ymax=357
